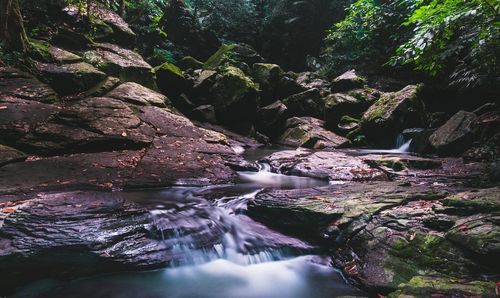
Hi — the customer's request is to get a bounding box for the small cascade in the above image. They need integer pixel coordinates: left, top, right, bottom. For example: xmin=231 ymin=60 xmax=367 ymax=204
xmin=394 ymin=133 xmax=412 ymax=153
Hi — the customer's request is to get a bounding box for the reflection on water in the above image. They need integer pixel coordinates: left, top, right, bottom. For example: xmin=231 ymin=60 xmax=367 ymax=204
xmin=15 ymin=256 xmax=364 ymax=298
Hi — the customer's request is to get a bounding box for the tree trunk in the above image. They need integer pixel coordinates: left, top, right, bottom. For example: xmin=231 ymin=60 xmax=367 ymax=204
xmin=0 ymin=0 xmax=28 ymax=52
xmin=118 ymin=0 xmax=125 ymax=17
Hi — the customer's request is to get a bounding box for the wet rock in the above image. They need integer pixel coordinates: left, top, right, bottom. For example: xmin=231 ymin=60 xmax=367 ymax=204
xmin=363 ymin=155 xmax=443 ymax=172
xmin=0 ymin=145 xmax=27 ymax=167
xmin=429 ymin=110 xmax=477 ymax=156
xmin=330 ymin=70 xmax=367 ymax=92
xmin=277 ymin=117 xmax=350 ymax=149
xmin=84 ymin=43 xmax=155 ymax=89
xmin=361 ymin=85 xmax=426 ymax=147
xmin=154 ymin=62 xmax=190 ymax=97
xmin=264 ymin=149 xmax=387 ymax=181
xmin=106 ymin=82 xmax=170 ymax=107
xmin=34 ymin=61 xmax=107 ymax=95
xmin=256 ymin=101 xmax=288 ymax=138
xmin=408 ymin=129 xmax=435 ymax=154
xmin=210 ymin=66 xmax=259 ymax=132
xmin=30 ymin=39 xmax=82 ymax=64
xmin=440 ymin=187 xmax=500 ymax=215
xmin=0 ymin=67 xmax=57 ymax=103
xmin=282 ymin=88 xmax=324 ymax=118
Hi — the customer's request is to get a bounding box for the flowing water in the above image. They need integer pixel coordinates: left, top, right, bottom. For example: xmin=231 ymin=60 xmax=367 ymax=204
xmin=13 ymin=148 xmax=366 ymax=298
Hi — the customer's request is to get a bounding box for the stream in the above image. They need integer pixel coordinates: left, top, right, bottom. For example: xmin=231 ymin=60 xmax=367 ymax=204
xmin=12 ymin=147 xmax=373 ymax=298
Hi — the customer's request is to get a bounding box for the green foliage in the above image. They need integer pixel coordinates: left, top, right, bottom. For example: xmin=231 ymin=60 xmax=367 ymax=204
xmin=391 ymin=0 xmax=499 ymax=88
xmin=321 ymin=0 xmax=418 ymax=76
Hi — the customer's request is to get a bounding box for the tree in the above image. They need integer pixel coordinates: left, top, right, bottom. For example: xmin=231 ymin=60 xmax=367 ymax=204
xmin=0 ymin=0 xmax=28 ymax=52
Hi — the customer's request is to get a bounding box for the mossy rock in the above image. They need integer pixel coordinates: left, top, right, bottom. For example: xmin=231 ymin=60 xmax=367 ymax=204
xmin=178 ymin=56 xmax=204 ymax=70
xmin=331 ymin=70 xmax=367 ymax=92
xmin=0 ymin=145 xmax=27 ymax=167
xmin=388 ymin=276 xmax=497 ymax=298
xmin=210 ymin=66 xmax=259 ymax=129
xmin=204 ymin=44 xmax=262 ymax=73
xmin=30 ymin=40 xmax=81 ymax=64
xmin=154 ymin=62 xmax=190 ymax=97
xmin=441 ymin=187 xmax=500 ymax=214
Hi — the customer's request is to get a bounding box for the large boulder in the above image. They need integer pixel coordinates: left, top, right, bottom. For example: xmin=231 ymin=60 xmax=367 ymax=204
xmin=324 ymin=89 xmax=378 ymax=128
xmin=210 ymin=66 xmax=259 ymax=132
xmin=30 ymin=40 xmax=82 ymax=64
xmin=88 ymin=3 xmax=136 ymax=44
xmin=282 ymin=88 xmax=324 ymax=118
xmin=429 ymin=111 xmax=477 ymax=156
xmin=34 ymin=61 xmax=107 ymax=95
xmin=330 ymin=69 xmax=367 ymax=92
xmin=0 ymin=67 xmax=57 ymax=103
xmin=154 ymin=62 xmax=190 ymax=97
xmin=256 ymin=101 xmax=289 ymax=137
xmin=106 ymin=82 xmax=170 ymax=107
xmin=278 ymin=117 xmax=350 ymax=149
xmin=84 ymin=43 xmax=155 ymax=89
xmin=204 ymin=44 xmax=263 ymax=73
xmin=361 ymin=85 xmax=426 ymax=147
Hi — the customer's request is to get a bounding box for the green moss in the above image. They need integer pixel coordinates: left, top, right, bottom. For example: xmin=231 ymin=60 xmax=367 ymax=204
xmin=340 ymin=115 xmax=360 ymax=123
xmin=204 ymin=44 xmax=236 ymax=70
xmin=178 ymin=56 xmax=203 ymax=70
xmin=153 ymin=62 xmax=184 ymax=78
xmin=29 ymin=39 xmax=52 ymax=61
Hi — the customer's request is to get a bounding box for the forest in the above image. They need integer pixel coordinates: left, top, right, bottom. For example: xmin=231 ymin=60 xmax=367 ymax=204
xmin=0 ymin=0 xmax=499 ymax=297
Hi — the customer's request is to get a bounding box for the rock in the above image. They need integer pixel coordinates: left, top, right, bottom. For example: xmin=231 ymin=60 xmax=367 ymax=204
xmin=408 ymin=129 xmax=435 ymax=154
xmin=388 ymin=276 xmax=497 ymax=298
xmin=256 ymin=101 xmax=289 ymax=138
xmin=51 ymin=27 xmax=93 ymax=50
xmin=160 ymin=0 xmax=220 ymax=60
xmin=441 ymin=187 xmax=500 ymax=215
xmin=277 ymin=117 xmax=350 ymax=149
xmin=106 ymin=82 xmax=170 ymax=107
xmin=0 ymin=145 xmax=27 ymax=167
xmin=337 ymin=115 xmax=360 ymax=135
xmin=361 ymin=85 xmax=426 ymax=147
xmin=154 ymin=62 xmax=190 ymax=97
xmin=84 ymin=43 xmax=155 ymax=89
xmin=282 ymin=88 xmax=324 ymax=118
xmin=17 ymin=97 xmax=155 ymax=154
xmin=204 ymin=44 xmax=263 ymax=72
xmin=330 ymin=70 xmax=367 ymax=92
xmin=324 ymin=91 xmax=374 ymax=128
xmin=178 ymin=56 xmax=204 ymax=70
xmin=265 ymin=150 xmax=387 ymax=181
xmin=251 ymin=63 xmax=283 ymax=103
xmin=192 ymin=69 xmax=218 ymax=97
xmin=78 ymin=76 xmax=121 ymax=98
xmin=30 ymin=40 xmax=82 ymax=64
xmin=88 ymin=3 xmax=136 ymax=44
xmin=34 ymin=61 xmax=107 ymax=95
xmin=363 ymin=155 xmax=443 ymax=172
xmin=296 ymin=72 xmax=330 ymax=91
xmin=429 ymin=111 xmax=477 ymax=155
xmin=210 ymin=66 xmax=259 ymax=132
xmin=190 ymin=105 xmax=217 ymax=123
xmin=0 ymin=67 xmax=57 ymax=103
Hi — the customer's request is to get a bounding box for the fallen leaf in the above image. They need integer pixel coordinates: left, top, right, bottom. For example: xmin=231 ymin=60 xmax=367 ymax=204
xmin=2 ymin=208 xmax=16 ymax=213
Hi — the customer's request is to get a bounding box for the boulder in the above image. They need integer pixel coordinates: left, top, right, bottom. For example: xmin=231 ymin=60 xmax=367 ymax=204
xmin=282 ymin=88 xmax=324 ymax=118
xmin=88 ymin=3 xmax=136 ymax=44
xmin=330 ymin=69 xmax=367 ymax=92
xmin=0 ymin=67 xmax=57 ymax=103
xmin=324 ymin=91 xmax=375 ymax=128
xmin=337 ymin=115 xmax=360 ymax=135
xmin=0 ymin=145 xmax=27 ymax=167
xmin=34 ymin=61 xmax=107 ymax=95
xmin=210 ymin=66 xmax=259 ymax=131
xmin=296 ymin=72 xmax=330 ymax=91
xmin=278 ymin=117 xmax=350 ymax=149
xmin=154 ymin=62 xmax=190 ymax=97
xmin=106 ymin=82 xmax=170 ymax=107
xmin=51 ymin=27 xmax=93 ymax=50
xmin=204 ymin=44 xmax=263 ymax=72
xmin=251 ymin=63 xmax=283 ymax=103
xmin=190 ymin=105 xmax=217 ymax=123
xmin=84 ymin=43 xmax=155 ymax=89
xmin=361 ymin=85 xmax=426 ymax=147
xmin=264 ymin=150 xmax=387 ymax=181
xmin=30 ymin=40 xmax=82 ymax=64
xmin=429 ymin=111 xmax=477 ymax=155
xmin=256 ymin=101 xmax=288 ymax=137
xmin=178 ymin=56 xmax=204 ymax=71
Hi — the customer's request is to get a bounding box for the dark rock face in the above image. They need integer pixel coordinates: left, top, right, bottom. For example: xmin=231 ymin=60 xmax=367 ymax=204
xmin=361 ymin=85 xmax=426 ymax=147
xmin=277 ymin=117 xmax=350 ymax=149
xmin=429 ymin=110 xmax=477 ymax=156
xmin=282 ymin=88 xmax=324 ymax=118
xmin=160 ymin=0 xmax=220 ymax=61
xmin=154 ymin=62 xmax=190 ymax=97
xmin=324 ymin=91 xmax=375 ymax=128
xmin=0 ymin=145 xmax=27 ymax=167
xmin=256 ymin=101 xmax=289 ymax=137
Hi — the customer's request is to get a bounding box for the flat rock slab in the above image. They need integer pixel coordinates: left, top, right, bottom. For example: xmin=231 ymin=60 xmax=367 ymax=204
xmin=265 ymin=149 xmax=388 ymax=181
xmin=106 ymin=82 xmax=169 ymax=107
xmin=0 ymin=67 xmax=57 ymax=103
